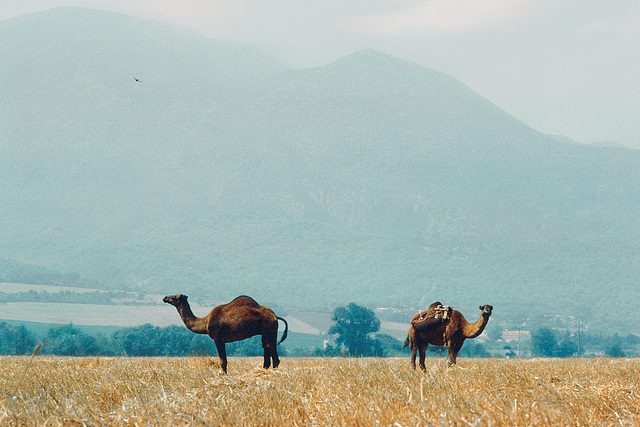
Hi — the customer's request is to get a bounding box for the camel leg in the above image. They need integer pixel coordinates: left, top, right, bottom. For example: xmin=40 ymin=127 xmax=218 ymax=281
xmin=261 ymin=335 xmax=272 ymax=369
xmin=418 ymin=343 xmax=428 ymax=371
xmin=213 ymin=339 xmax=228 ymax=373
xmin=271 ymin=323 xmax=282 ymax=368
xmin=262 ymin=327 xmax=280 ymax=369
xmin=410 ymin=343 xmax=418 ymax=370
xmin=272 ymin=347 xmax=280 ymax=369
xmin=270 ymin=332 xmax=280 ymax=369
xmin=447 ymin=341 xmax=463 ymax=367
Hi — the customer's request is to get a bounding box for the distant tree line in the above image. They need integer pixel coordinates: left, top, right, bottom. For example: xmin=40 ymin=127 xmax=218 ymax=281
xmin=530 ymin=327 xmax=638 ymax=358
xmin=0 ymin=322 xmax=268 ymax=357
xmin=0 ymin=321 xmax=404 ymax=358
xmin=1 ymin=308 xmax=636 ymax=358
xmin=0 ymin=323 xmax=35 ymax=355
xmin=0 ymin=302 xmax=409 ymax=358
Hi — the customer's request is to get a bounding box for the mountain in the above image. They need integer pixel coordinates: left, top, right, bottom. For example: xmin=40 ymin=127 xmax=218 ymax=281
xmin=2 ymin=8 xmax=639 ymax=333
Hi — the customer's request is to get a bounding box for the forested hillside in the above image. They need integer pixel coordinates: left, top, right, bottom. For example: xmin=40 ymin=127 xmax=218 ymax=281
xmin=1 ymin=8 xmax=639 ymax=333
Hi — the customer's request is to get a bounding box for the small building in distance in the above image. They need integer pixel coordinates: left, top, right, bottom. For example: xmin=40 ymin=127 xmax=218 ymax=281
xmin=501 ymin=330 xmax=531 ymax=342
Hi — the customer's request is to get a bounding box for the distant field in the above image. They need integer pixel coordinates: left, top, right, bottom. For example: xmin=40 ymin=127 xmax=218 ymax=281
xmin=2 ymin=357 xmax=638 ymax=426
xmin=0 ymin=282 xmax=107 ymax=294
xmin=0 ymin=283 xmax=410 ymax=338
xmin=0 ymin=301 xmax=182 ymax=327
xmin=0 ymin=282 xmax=162 ymax=304
xmin=0 ymin=282 xmax=244 ymax=328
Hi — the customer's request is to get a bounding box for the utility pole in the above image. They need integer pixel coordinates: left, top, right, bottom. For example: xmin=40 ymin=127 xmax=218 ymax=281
xmin=577 ymin=321 xmax=581 ymax=357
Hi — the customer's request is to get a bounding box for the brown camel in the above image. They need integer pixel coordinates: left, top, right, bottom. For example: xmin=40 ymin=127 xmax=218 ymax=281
xmin=410 ymin=302 xmax=453 ymax=333
xmin=163 ymin=294 xmax=288 ymax=373
xmin=410 ymin=302 xmax=453 ymax=327
xmin=403 ymin=303 xmax=493 ymax=369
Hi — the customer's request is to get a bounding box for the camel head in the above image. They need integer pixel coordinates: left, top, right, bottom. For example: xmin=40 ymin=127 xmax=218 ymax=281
xmin=434 ymin=305 xmax=453 ymax=321
xmin=479 ymin=304 xmax=493 ymax=317
xmin=163 ymin=294 xmax=188 ymax=307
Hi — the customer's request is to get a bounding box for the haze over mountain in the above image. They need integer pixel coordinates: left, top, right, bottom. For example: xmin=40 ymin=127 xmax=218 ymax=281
xmin=2 ymin=8 xmax=639 ymax=332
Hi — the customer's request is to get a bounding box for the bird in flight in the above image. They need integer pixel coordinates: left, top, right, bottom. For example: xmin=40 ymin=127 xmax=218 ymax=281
xmin=134 ymin=77 xmax=141 ymax=82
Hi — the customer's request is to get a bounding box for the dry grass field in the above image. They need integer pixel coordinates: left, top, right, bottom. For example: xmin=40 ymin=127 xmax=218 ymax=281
xmin=1 ymin=356 xmax=638 ymax=426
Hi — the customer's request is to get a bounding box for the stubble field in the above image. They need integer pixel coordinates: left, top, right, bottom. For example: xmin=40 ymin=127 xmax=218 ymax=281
xmin=1 ymin=356 xmax=638 ymax=426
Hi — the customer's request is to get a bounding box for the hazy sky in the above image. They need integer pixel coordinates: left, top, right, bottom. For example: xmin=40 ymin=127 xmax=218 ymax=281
xmin=3 ymin=0 xmax=640 ymax=149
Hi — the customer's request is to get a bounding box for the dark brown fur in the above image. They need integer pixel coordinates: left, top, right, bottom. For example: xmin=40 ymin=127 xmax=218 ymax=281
xmin=163 ymin=294 xmax=288 ymax=373
xmin=404 ymin=303 xmax=493 ymax=369
xmin=410 ymin=301 xmax=445 ymax=324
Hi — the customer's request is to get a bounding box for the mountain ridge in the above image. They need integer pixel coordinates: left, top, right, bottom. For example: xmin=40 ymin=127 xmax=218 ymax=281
xmin=1 ymin=8 xmax=639 ymax=333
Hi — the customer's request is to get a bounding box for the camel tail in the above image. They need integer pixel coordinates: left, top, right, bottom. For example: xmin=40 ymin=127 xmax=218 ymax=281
xmin=277 ymin=316 xmax=288 ymax=345
xmin=402 ymin=335 xmax=409 ymax=350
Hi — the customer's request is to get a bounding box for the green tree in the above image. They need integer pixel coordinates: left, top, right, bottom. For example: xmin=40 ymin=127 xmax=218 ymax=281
xmin=531 ymin=327 xmax=557 ymax=357
xmin=0 ymin=322 xmax=36 ymax=355
xmin=329 ymin=303 xmax=380 ymax=356
xmin=112 ymin=324 xmax=215 ymax=356
xmin=555 ymin=339 xmax=577 ymax=357
xmin=189 ymin=334 xmax=217 ymax=356
xmin=374 ymin=333 xmax=404 ymax=357
xmin=45 ymin=324 xmax=100 ymax=356
xmin=112 ymin=324 xmax=159 ymax=356
xmin=158 ymin=325 xmax=197 ymax=356
xmin=605 ymin=343 xmax=626 ymax=358
xmin=228 ymin=335 xmax=265 ymax=356
xmin=466 ymin=341 xmax=490 ymax=358
xmin=605 ymin=334 xmax=626 ymax=357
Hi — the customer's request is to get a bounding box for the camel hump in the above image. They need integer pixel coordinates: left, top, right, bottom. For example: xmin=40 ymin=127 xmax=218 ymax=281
xmin=411 ymin=301 xmax=448 ymax=323
xmin=229 ymin=295 xmax=260 ymax=306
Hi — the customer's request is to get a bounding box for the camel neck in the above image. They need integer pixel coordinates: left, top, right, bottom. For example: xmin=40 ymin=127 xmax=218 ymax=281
xmin=463 ymin=314 xmax=489 ymax=339
xmin=176 ymin=302 xmax=208 ymax=334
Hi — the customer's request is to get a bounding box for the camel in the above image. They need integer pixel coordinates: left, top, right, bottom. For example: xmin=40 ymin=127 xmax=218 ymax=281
xmin=404 ymin=303 xmax=493 ymax=369
xmin=410 ymin=302 xmax=453 ymax=327
xmin=411 ymin=303 xmax=453 ymax=333
xmin=163 ymin=294 xmax=288 ymax=373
